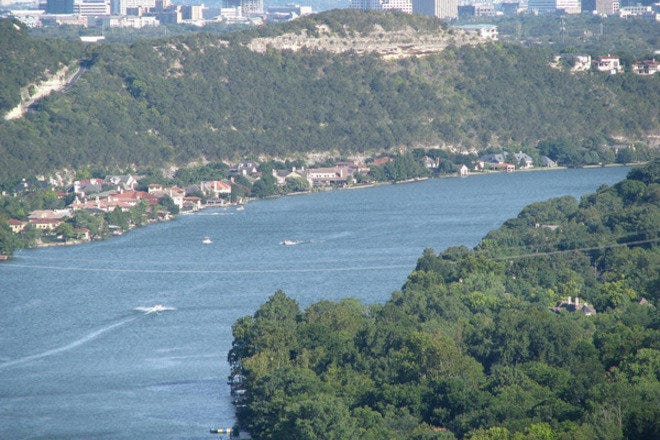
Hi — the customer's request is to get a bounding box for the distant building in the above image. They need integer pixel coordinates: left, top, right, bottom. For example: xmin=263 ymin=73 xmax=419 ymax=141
xmin=595 ymin=0 xmax=619 ymax=15
xmin=349 ymin=0 xmax=412 ymax=13
xmin=527 ymin=0 xmax=557 ymax=13
xmin=181 ymin=4 xmax=204 ymax=20
xmin=200 ymin=180 xmax=232 ymax=197
xmin=412 ymin=0 xmax=458 ymax=19
xmin=594 ymin=55 xmax=623 ymax=74
xmin=553 ymin=54 xmax=591 ymax=72
xmin=631 ymin=59 xmax=659 ymax=75
xmin=74 ymin=0 xmax=111 ymax=16
xmin=46 ymin=0 xmax=74 ymax=14
xmin=500 ymin=2 xmax=520 ymax=15
xmin=7 ymin=219 xmax=27 ymax=234
xmin=556 ymin=0 xmax=581 ymax=13
xmin=551 ymin=296 xmax=596 ymax=316
xmin=619 ymin=5 xmax=654 ymax=18
xmin=457 ymin=24 xmax=498 ymax=40
xmin=117 ymin=0 xmax=157 ymax=15
xmin=540 ymin=156 xmax=558 ymax=167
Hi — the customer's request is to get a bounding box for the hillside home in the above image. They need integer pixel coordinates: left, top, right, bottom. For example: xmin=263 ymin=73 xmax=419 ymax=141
xmin=594 ymin=55 xmax=623 ymax=74
xmin=459 ymin=165 xmax=470 ymax=176
xmin=107 ymin=175 xmax=139 ymax=191
xmin=72 ymin=178 xmax=104 ymax=196
xmin=552 ymin=54 xmax=591 ymax=72
xmin=540 ymin=156 xmax=557 ymax=167
xmin=423 ymin=156 xmax=440 ymax=169
xmin=28 ymin=209 xmax=71 ymax=220
xmin=631 ymin=59 xmax=659 ymax=75
xmin=551 ymin=296 xmax=596 ymax=316
xmin=229 ymin=162 xmax=261 ymax=178
xmin=456 ymin=24 xmax=498 ymax=40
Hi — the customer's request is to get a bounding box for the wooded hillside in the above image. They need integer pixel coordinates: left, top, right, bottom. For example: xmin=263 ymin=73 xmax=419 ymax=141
xmin=229 ymin=161 xmax=659 ymax=439
xmin=0 ymin=11 xmax=658 ymax=185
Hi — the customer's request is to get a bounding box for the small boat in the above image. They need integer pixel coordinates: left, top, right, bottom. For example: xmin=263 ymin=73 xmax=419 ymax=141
xmin=281 ymin=240 xmax=301 ymax=246
xmin=236 ymin=205 xmax=245 ymax=211
xmin=202 ymin=236 xmax=213 ymax=244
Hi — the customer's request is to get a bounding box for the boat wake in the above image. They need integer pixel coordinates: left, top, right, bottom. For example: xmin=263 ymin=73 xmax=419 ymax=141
xmin=0 ymin=314 xmax=141 ymax=370
xmin=134 ymin=304 xmax=176 ymax=314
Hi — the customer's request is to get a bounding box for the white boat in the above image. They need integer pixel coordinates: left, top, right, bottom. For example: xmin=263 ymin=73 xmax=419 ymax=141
xmin=236 ymin=206 xmax=245 ymax=211
xmin=281 ymin=240 xmax=301 ymax=246
xmin=202 ymin=236 xmax=213 ymax=244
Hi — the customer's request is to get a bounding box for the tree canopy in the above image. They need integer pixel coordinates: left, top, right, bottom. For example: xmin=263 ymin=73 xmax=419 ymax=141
xmin=229 ymin=161 xmax=659 ymax=439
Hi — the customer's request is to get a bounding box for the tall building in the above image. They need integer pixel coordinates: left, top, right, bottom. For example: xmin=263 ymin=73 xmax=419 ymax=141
xmin=556 ymin=0 xmax=581 ymax=13
xmin=223 ymin=0 xmax=262 ymax=15
xmin=412 ymin=0 xmax=458 ymax=19
xmin=46 ymin=0 xmax=75 ymax=13
xmin=350 ymin=0 xmax=413 ymax=14
xmin=527 ymin=0 xmax=557 ymax=13
xmin=595 ymin=0 xmax=618 ymax=14
xmin=74 ymin=0 xmax=111 ymax=15
xmin=117 ymin=0 xmax=156 ymax=15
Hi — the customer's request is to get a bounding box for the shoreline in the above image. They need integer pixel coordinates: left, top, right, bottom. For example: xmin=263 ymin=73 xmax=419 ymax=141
xmin=7 ymin=163 xmax=634 ymax=256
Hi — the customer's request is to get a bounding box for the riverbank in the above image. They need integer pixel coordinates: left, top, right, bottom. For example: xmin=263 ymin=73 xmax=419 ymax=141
xmin=1 ymin=163 xmax=636 ymax=259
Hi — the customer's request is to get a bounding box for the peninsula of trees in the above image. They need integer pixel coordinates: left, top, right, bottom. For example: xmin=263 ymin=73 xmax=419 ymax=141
xmin=228 ymin=161 xmax=659 ymax=439
xmin=0 ymin=10 xmax=658 ymax=186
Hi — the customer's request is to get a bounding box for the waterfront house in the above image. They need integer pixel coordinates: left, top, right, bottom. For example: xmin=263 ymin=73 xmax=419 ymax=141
xmin=540 ymin=156 xmax=557 ymax=167
xmin=272 ymin=169 xmax=306 ymax=186
xmin=28 ymin=217 xmax=63 ymax=231
xmin=8 ymin=219 xmax=27 ymax=233
xmin=148 ymin=184 xmax=186 ymax=208
xmin=200 ymin=180 xmax=232 ymax=197
xmin=490 ymin=163 xmax=515 ymax=172
xmin=182 ymin=196 xmax=203 ymax=212
xmin=305 ymin=166 xmax=354 ymax=187
xmin=513 ymin=151 xmax=534 ymax=169
xmin=459 ymin=165 xmax=470 ymax=176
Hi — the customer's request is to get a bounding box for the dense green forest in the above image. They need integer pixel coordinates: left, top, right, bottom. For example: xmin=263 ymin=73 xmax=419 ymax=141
xmin=229 ymin=161 xmax=659 ymax=439
xmin=0 ymin=11 xmax=658 ymax=186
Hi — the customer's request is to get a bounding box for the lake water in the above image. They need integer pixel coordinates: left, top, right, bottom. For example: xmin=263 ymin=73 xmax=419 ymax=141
xmin=0 ymin=167 xmax=628 ymax=439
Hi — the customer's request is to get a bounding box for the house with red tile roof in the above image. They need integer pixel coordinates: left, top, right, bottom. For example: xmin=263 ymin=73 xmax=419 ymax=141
xmin=7 ymin=219 xmax=27 ymax=233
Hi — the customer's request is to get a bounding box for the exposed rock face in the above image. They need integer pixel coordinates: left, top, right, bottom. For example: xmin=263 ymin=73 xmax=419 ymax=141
xmin=4 ymin=63 xmax=79 ymax=121
xmin=247 ymin=24 xmax=482 ymax=60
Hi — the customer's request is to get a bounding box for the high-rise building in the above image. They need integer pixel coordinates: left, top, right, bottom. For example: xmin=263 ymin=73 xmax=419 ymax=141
xmin=412 ymin=0 xmax=458 ymax=19
xmin=46 ymin=0 xmax=75 ymax=13
xmin=556 ymin=0 xmax=581 ymax=13
xmin=350 ymin=0 xmax=413 ymax=14
xmin=223 ymin=0 xmax=261 ymax=15
xmin=117 ymin=0 xmax=156 ymax=15
xmin=527 ymin=0 xmax=557 ymax=13
xmin=595 ymin=0 xmax=618 ymax=14
xmin=74 ymin=0 xmax=111 ymax=15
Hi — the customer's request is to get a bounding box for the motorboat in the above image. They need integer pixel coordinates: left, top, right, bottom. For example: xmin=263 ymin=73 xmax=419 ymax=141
xmin=202 ymin=236 xmax=213 ymax=244
xmin=281 ymin=240 xmax=301 ymax=246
